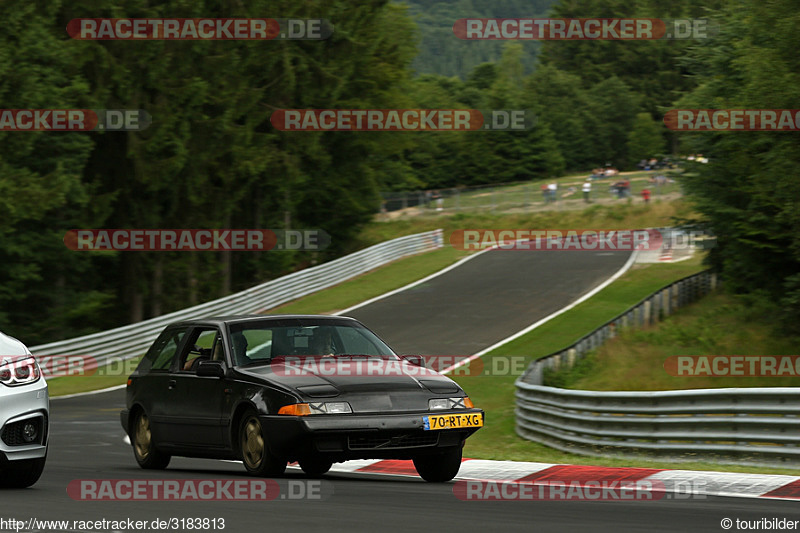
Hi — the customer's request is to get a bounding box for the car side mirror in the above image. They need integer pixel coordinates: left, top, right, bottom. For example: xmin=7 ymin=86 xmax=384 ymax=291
xmin=197 ymin=360 xmax=225 ymax=378
xmin=402 ymin=355 xmax=426 ymax=368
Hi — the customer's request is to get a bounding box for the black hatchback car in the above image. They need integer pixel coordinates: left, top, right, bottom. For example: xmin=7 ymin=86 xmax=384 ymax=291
xmin=121 ymin=315 xmax=483 ymax=482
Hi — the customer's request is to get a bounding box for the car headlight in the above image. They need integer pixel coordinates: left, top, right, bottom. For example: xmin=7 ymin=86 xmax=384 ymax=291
xmin=278 ymin=402 xmax=353 ymax=416
xmin=0 ymin=356 xmax=41 ymax=387
xmin=429 ymin=397 xmax=474 ymax=410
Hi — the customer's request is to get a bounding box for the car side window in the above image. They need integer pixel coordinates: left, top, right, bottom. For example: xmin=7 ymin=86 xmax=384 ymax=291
xmin=138 ymin=327 xmax=188 ymax=373
xmin=228 ymin=328 xmax=272 ymax=365
xmin=178 ymin=328 xmax=221 ymax=372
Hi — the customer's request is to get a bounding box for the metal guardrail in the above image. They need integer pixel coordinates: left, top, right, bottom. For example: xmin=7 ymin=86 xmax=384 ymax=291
xmin=515 ymin=384 xmax=800 ymax=468
xmin=512 ymin=269 xmax=800 ymax=468
xmin=30 ymin=229 xmax=444 ymax=366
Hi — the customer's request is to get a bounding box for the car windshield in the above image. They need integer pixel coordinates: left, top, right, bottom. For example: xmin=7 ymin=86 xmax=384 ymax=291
xmin=229 ymin=319 xmax=396 ymax=367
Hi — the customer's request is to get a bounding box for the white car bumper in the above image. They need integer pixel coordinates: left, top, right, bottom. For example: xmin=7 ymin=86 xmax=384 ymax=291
xmin=0 ymin=378 xmax=49 ymax=462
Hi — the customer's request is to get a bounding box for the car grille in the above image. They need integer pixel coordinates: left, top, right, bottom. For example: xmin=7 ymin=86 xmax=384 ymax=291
xmin=348 ymin=432 xmax=439 ymax=450
xmin=1 ymin=416 xmax=45 ymax=447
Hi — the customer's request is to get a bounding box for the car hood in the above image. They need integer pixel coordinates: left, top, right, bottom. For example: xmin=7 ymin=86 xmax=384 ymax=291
xmin=236 ymin=356 xmax=461 ymax=396
xmin=0 ymin=331 xmax=30 ymax=358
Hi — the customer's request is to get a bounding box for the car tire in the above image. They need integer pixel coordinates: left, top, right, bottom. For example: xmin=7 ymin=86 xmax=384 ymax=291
xmin=0 ymin=456 xmax=46 ymax=488
xmin=298 ymin=455 xmax=333 ymax=477
xmin=239 ymin=410 xmax=286 ymax=477
xmin=132 ymin=411 xmax=171 ymax=470
xmin=413 ymin=445 xmax=462 ymax=482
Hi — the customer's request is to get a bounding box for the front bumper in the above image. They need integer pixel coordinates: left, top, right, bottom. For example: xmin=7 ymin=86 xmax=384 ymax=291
xmin=0 ymin=378 xmax=49 ymax=462
xmin=263 ymin=409 xmax=484 ymax=461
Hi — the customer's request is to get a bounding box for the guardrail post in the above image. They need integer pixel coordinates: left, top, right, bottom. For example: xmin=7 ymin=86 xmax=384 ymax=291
xmin=644 ymin=300 xmax=652 ymax=325
xmin=567 ymin=348 xmax=577 ymax=368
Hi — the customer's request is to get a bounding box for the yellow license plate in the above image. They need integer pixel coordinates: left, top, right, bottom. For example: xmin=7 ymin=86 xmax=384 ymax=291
xmin=423 ymin=413 xmax=483 ymax=431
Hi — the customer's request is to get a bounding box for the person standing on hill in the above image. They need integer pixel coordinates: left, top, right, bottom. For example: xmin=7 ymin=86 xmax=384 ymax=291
xmin=582 ymin=180 xmax=592 ymax=203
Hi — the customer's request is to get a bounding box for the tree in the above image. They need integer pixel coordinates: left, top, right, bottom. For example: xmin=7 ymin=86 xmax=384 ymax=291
xmin=676 ymin=0 xmax=800 ymax=332
xmin=627 ymin=112 xmax=665 ymax=164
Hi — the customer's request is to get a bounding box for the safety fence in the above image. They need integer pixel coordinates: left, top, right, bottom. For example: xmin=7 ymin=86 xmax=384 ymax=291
xmin=380 ymin=177 xmax=681 ymax=214
xmin=515 ymin=384 xmax=800 ymax=468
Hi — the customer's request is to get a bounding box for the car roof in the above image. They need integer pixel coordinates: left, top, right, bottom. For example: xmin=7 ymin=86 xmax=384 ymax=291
xmin=166 ymin=314 xmax=360 ymax=328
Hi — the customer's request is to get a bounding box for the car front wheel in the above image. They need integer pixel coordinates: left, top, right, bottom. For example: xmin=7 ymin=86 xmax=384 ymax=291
xmin=239 ymin=411 xmax=286 ymax=477
xmin=413 ymin=445 xmax=462 ymax=482
xmin=0 ymin=456 xmax=46 ymax=488
xmin=132 ymin=411 xmax=170 ymax=470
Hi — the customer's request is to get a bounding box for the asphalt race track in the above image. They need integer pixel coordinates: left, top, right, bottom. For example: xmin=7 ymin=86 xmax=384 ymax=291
xmin=347 ymin=248 xmax=631 ymax=355
xmin=4 ymin=249 xmax=798 ymax=532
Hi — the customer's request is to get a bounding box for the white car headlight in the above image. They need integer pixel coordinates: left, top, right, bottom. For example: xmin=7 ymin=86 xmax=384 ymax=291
xmin=308 ymin=402 xmax=353 ymax=414
xmin=0 ymin=356 xmax=41 ymax=387
xmin=429 ymin=397 xmax=473 ymax=410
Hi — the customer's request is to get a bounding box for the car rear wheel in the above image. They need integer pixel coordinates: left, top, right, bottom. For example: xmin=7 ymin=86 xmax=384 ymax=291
xmin=132 ymin=411 xmax=170 ymax=470
xmin=239 ymin=411 xmax=286 ymax=477
xmin=413 ymin=445 xmax=462 ymax=482
xmin=0 ymin=456 xmax=46 ymax=488
xmin=298 ymin=455 xmax=333 ymax=477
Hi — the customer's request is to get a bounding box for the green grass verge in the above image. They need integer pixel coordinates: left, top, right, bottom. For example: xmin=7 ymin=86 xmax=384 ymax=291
xmin=47 ymin=359 xmax=141 ymax=397
xmin=564 ymin=292 xmax=800 ymax=391
xmin=268 ymin=246 xmax=470 ymax=315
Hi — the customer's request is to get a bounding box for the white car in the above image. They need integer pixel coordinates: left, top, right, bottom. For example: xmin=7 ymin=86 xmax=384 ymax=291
xmin=0 ymin=331 xmax=48 ymax=488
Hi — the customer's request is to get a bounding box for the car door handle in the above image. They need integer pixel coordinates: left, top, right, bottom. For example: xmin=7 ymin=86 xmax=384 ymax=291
xmin=168 ymin=379 xmax=177 ymax=389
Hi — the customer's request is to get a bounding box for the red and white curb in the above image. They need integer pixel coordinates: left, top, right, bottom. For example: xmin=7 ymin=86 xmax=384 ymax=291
xmin=304 ymin=458 xmax=800 ymax=501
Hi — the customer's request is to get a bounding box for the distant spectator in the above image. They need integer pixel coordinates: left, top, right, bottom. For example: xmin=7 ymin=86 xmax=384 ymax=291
xmin=432 ymin=190 xmax=443 ymax=211
xmin=547 ymin=182 xmax=558 ymax=203
xmin=541 ymin=184 xmax=548 ymax=202
xmin=611 ymin=180 xmax=624 ymax=198
xmin=641 ymin=188 xmax=651 ymax=203
xmin=582 ymin=180 xmax=592 ymax=203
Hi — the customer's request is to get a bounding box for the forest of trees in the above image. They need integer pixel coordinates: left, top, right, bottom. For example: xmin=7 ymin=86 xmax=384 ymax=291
xmin=402 ymin=0 xmax=555 ymax=77
xmin=2 ymin=0 xmax=798 ymax=343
